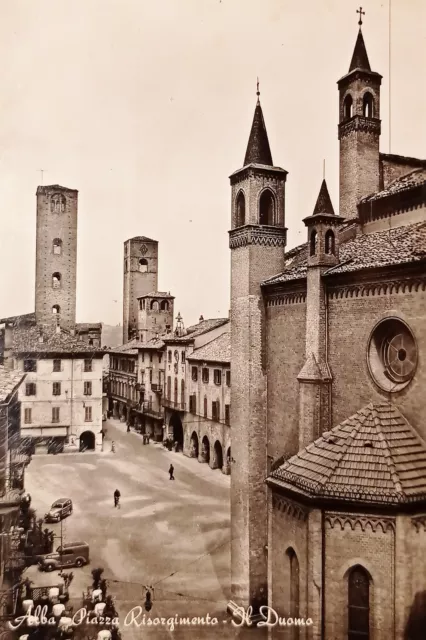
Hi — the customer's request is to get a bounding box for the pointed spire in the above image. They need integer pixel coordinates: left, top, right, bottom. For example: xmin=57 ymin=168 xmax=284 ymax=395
xmin=349 ymin=28 xmax=371 ymax=72
xmin=244 ymin=81 xmax=273 ymax=167
xmin=312 ymin=180 xmax=335 ymax=216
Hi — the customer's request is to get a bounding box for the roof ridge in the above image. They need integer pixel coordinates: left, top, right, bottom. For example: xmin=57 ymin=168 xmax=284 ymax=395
xmin=372 ymin=404 xmax=404 ymax=494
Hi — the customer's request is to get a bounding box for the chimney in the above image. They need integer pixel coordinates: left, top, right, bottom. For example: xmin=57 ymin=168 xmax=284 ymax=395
xmin=55 ymin=324 xmax=61 ymax=335
xmin=199 ymin=315 xmax=204 ymax=323
xmin=70 ymin=328 xmax=76 ymax=337
xmin=38 ymin=331 xmax=44 ymax=344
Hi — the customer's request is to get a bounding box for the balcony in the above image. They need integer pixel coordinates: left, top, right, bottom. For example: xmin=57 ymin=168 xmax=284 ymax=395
xmin=161 ymin=397 xmax=186 ymax=412
xmin=151 ymin=383 xmax=163 ymax=394
xmin=141 ymin=402 xmax=163 ymax=420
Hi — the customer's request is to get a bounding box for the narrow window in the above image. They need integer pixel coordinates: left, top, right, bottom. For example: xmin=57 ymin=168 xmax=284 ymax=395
xmin=158 ymin=353 xmax=163 ymax=364
xmin=52 ymin=304 xmax=61 ymax=315
xmin=160 ymin=300 xmax=169 ymax=311
xmin=363 ymin=92 xmax=374 ymax=118
xmin=84 ymin=359 xmax=92 ymax=372
xmin=202 ymin=368 xmax=209 ymax=384
xmin=24 ymin=359 xmax=37 ymax=373
xmin=181 ymin=351 xmax=185 ymax=364
xmin=236 ymin=191 xmax=246 ymax=227
xmin=259 ymin=189 xmax=275 ymax=225
xmin=25 ymin=383 xmax=36 ymax=396
xmin=214 ymin=369 xmax=222 ymax=385
xmin=84 ymin=381 xmax=92 ymax=396
xmin=226 ymin=370 xmax=231 ymax=387
xmin=310 ymin=229 xmax=318 ymax=256
xmin=192 ymin=366 xmax=198 ymax=382
xmin=89 ymin=339 xmax=93 ymax=346
xmin=325 ymin=229 xmax=335 ymax=255
xmin=204 ymin=396 xmax=208 ymax=418
xmin=225 ymin=404 xmax=230 ymax=425
xmin=51 ymin=194 xmax=66 ymax=213
xmin=53 ymin=359 xmax=61 ymax=372
xmin=85 ymin=406 xmax=93 ymax=422
xmin=149 ymin=370 xmax=153 ymax=383
xmin=348 ymin=566 xmax=370 ymax=639
xmin=52 ymin=382 xmax=61 ymax=396
xmin=52 ymin=272 xmax=61 ymax=289
xmin=53 ymin=238 xmax=62 ymax=255
xmin=24 ymin=408 xmax=32 ymax=424
xmin=212 ymin=401 xmax=217 ymax=421
xmin=174 ymin=378 xmax=178 ymax=404
xmin=181 ymin=379 xmax=185 ymax=406
xmin=168 ymin=351 xmax=172 ymax=363
xmin=52 ymin=407 xmax=60 ymax=423
xmin=139 ymin=258 xmax=148 ymax=273
xmin=344 ymin=94 xmax=353 ymax=119
xmin=167 ymin=376 xmax=171 ymax=400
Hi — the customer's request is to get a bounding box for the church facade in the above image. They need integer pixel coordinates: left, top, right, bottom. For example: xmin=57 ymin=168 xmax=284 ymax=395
xmin=228 ymin=20 xmax=426 ymax=639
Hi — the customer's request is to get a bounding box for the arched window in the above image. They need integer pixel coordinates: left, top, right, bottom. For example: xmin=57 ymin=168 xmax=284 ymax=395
xmin=325 ymin=230 xmax=335 ymax=255
xmin=204 ymin=396 xmax=208 ymax=418
xmin=310 ymin=229 xmax=318 ymax=256
xmin=52 ymin=305 xmax=60 ymax=315
xmin=348 ymin=566 xmax=370 ymax=640
xmin=259 ymin=189 xmax=275 ymax=225
xmin=139 ymin=258 xmax=148 ymax=273
xmin=174 ymin=378 xmax=178 ymax=404
xmin=89 ymin=339 xmax=93 ymax=346
xmin=52 ymin=272 xmax=61 ymax=289
xmin=151 ymin=300 xmax=159 ymax=311
xmin=160 ymin=300 xmax=169 ymax=311
xmin=286 ymin=548 xmax=300 ymax=618
xmin=51 ymin=194 xmax=66 ymax=213
xmin=236 ymin=191 xmax=246 ymax=227
xmin=181 ymin=379 xmax=185 ymax=406
xmin=53 ymin=238 xmax=62 ymax=255
xmin=344 ymin=94 xmax=353 ymax=120
xmin=363 ymin=92 xmax=374 ymax=118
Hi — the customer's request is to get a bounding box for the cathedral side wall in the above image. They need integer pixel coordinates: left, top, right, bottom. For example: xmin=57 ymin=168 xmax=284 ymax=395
xmin=324 ymin=516 xmax=395 ymax=640
xmin=266 ymin=301 xmax=306 ymax=462
xmin=328 ymin=290 xmax=426 ymax=439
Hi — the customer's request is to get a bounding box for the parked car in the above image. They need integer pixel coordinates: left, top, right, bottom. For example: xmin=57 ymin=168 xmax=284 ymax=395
xmin=44 ymin=498 xmax=73 ymax=523
xmin=38 ymin=541 xmax=90 ymax=571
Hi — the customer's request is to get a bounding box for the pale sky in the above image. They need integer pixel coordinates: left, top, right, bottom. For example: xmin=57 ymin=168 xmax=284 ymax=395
xmin=0 ymin=0 xmax=425 ymax=327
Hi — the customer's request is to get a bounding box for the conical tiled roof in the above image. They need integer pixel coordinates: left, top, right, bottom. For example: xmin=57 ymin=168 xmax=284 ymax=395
xmin=349 ymin=28 xmax=371 ymax=72
xmin=312 ymin=179 xmax=335 ymax=216
xmin=244 ymin=100 xmax=273 ymax=167
xmin=269 ymin=403 xmax=426 ymax=506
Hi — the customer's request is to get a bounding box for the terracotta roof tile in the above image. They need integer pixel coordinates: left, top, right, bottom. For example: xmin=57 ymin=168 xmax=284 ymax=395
xmin=360 ymin=168 xmax=426 ymax=203
xmin=187 ymin=332 xmax=230 ymax=364
xmin=164 ymin=318 xmax=229 ymax=344
xmin=13 ymin=326 xmax=104 ymax=355
xmin=264 ymin=220 xmax=426 ymax=284
xmin=268 ymin=403 xmax=426 ymax=506
xmin=0 ymin=366 xmax=26 ymax=404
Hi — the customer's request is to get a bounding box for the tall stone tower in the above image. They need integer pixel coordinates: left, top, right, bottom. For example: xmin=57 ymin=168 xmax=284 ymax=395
xmin=123 ymin=237 xmax=158 ymax=343
xmin=35 ymin=185 xmax=78 ymax=330
xmin=338 ymin=25 xmax=382 ymax=219
xmin=228 ymin=89 xmax=287 ymax=616
xmin=137 ymin=293 xmax=174 ymax=343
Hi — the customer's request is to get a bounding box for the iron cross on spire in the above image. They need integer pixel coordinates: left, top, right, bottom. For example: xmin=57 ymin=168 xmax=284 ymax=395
xmin=256 ymin=77 xmax=260 ymax=104
xmin=357 ymin=6 xmax=365 ymax=26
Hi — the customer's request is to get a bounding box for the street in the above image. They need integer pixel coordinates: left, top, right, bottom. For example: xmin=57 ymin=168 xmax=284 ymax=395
xmin=23 ymin=419 xmax=259 ymax=639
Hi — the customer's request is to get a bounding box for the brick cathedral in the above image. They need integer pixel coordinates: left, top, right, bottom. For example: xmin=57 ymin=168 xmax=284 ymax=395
xmin=228 ymin=18 xmax=426 ymax=640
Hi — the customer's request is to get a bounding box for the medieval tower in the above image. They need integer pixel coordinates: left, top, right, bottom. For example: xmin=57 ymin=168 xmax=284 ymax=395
xmin=228 ymin=89 xmax=287 ymax=615
xmin=338 ymin=25 xmax=382 ymax=218
xmin=122 ymin=236 xmax=158 ymax=343
xmin=35 ymin=185 xmax=78 ymax=331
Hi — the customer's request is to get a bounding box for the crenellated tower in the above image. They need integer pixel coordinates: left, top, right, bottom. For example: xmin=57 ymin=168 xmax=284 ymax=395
xmin=338 ymin=22 xmax=382 ymax=219
xmin=228 ymin=87 xmax=287 ymax=616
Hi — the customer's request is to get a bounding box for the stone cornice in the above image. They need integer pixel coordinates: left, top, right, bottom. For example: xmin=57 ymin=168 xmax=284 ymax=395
xmin=229 ymin=225 xmax=287 ymax=249
xmin=272 ymin=493 xmax=308 ymax=521
xmin=266 ymin=291 xmax=306 ymax=306
xmin=325 ymin=512 xmax=395 ymax=534
xmin=337 ymin=68 xmax=383 ymax=89
xmin=338 ymin=116 xmax=381 ymax=140
xmin=229 ymin=164 xmax=288 ymax=186
xmin=327 ymin=272 xmax=426 ymax=300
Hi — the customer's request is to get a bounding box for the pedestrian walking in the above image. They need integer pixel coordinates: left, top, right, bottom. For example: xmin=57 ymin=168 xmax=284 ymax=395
xmin=114 ymin=489 xmax=121 ymax=508
xmin=169 ymin=464 xmax=174 ymax=480
xmin=111 ymin=441 xmax=115 ymax=453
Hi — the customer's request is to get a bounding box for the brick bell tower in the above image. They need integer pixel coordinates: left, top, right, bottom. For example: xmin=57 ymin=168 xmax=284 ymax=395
xmin=35 ymin=185 xmax=78 ymax=331
xmin=338 ymin=18 xmax=382 ymax=219
xmin=228 ymin=86 xmax=287 ymax=617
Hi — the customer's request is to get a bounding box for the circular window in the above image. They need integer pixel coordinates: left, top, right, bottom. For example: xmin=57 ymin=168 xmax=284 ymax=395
xmin=367 ymin=318 xmax=418 ymax=392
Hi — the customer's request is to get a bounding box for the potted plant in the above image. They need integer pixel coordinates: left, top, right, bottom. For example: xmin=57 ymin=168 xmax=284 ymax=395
xmin=91 ymin=567 xmax=104 ymax=589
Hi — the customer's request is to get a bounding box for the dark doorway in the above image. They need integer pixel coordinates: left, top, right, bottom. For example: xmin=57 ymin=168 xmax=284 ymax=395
xmin=214 ymin=441 xmax=223 ymax=470
xmin=170 ymin=412 xmax=183 ymax=451
xmin=190 ymin=432 xmax=199 ymax=458
xmin=80 ymin=431 xmax=96 ymax=452
xmin=202 ymin=436 xmax=210 ymax=464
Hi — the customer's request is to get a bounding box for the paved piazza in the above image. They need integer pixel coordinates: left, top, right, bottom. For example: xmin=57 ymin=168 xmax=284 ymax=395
xmin=24 ymin=420 xmax=262 ymax=639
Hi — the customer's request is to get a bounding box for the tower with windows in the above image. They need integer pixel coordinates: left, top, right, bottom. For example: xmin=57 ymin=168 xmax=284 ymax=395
xmin=137 ymin=292 xmax=174 ymax=343
xmin=35 ymin=185 xmax=78 ymax=330
xmin=338 ymin=24 xmax=382 ymax=218
xmin=228 ymin=88 xmax=287 ymax=616
xmin=123 ymin=237 xmax=158 ymax=343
